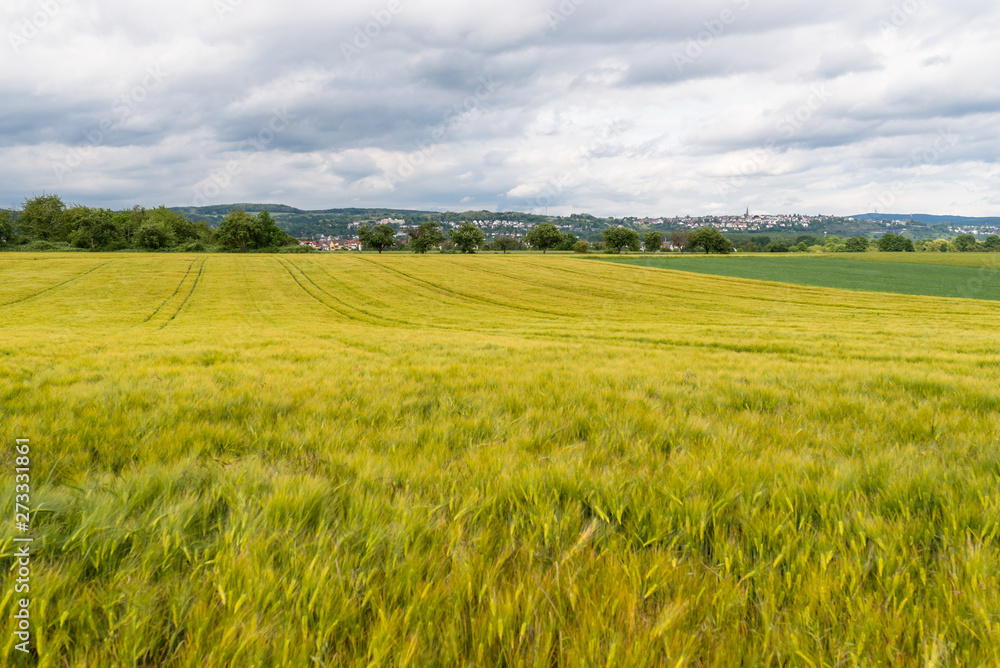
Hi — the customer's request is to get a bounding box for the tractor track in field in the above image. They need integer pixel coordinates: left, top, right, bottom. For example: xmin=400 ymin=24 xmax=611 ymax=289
xmin=332 ymin=257 xmax=492 ymax=313
xmin=0 ymin=261 xmax=111 ymax=309
xmin=290 ymin=258 xmax=422 ymax=328
xmin=298 ymin=258 xmax=511 ymax=333
xmin=555 ymin=260 xmax=871 ymax=315
xmin=307 ymin=257 xmax=610 ymax=338
xmin=275 ymin=258 xmax=385 ymax=325
xmin=276 ymin=258 xmax=526 ymax=351
xmin=158 ymin=259 xmax=207 ymax=330
xmin=540 ymin=260 xmax=691 ymax=298
xmin=455 ymin=262 xmax=625 ymax=303
xmin=350 ymin=257 xmax=570 ymax=319
xmin=141 ymin=259 xmax=197 ymax=324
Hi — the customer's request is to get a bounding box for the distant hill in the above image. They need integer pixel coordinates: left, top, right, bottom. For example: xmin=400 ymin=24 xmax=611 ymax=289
xmin=169 ymin=205 xmax=445 ymax=238
xmin=168 ymin=205 xmax=609 ymax=239
xmin=851 ymin=213 xmax=1000 ymax=226
xmin=166 ymin=204 xmax=1000 ymax=241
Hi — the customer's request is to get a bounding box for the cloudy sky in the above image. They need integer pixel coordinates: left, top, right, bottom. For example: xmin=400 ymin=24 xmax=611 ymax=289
xmin=2 ymin=0 xmax=999 ymax=217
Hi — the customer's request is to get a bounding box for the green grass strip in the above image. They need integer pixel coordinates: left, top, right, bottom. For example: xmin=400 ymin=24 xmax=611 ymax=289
xmin=604 ymin=255 xmax=1000 ymax=301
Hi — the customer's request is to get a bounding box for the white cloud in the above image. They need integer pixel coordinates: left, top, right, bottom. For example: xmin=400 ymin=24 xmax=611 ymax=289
xmin=1 ymin=0 xmax=999 ymax=216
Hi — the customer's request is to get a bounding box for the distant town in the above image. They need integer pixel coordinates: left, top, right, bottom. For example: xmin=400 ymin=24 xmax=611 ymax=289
xmin=279 ymin=211 xmax=1000 ymax=252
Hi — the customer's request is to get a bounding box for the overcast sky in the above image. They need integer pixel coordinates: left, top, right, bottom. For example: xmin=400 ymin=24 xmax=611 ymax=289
xmin=2 ymin=0 xmax=999 ymax=217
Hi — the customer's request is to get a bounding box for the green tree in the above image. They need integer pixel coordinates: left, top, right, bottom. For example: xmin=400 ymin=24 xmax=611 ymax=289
xmin=739 ymin=241 xmax=758 ymax=253
xmin=148 ymin=206 xmax=200 ymax=244
xmin=66 ymin=206 xmax=122 ymax=250
xmin=670 ymin=230 xmax=690 ymax=253
xmin=119 ymin=205 xmax=147 ymax=246
xmin=450 ymin=221 xmax=485 ymax=253
xmin=953 ymin=234 xmax=978 ymax=252
xmin=554 ymin=232 xmax=578 ymax=251
xmin=877 ymin=233 xmax=915 ymax=252
xmin=259 ymin=210 xmax=295 ymax=248
xmin=19 ymin=193 xmax=67 ymax=241
xmin=844 ymin=236 xmax=869 ymax=252
xmin=136 ymin=221 xmax=175 ymax=250
xmin=984 ymin=234 xmax=1000 ymax=251
xmin=525 ymin=223 xmax=563 ymax=253
xmin=192 ymin=220 xmax=214 ymax=243
xmin=215 ymin=208 xmax=289 ymax=252
xmin=492 ymin=236 xmax=517 ymax=254
xmin=358 ymin=224 xmax=396 ymax=254
xmin=573 ymin=240 xmax=590 ymax=254
xmin=0 ymin=209 xmax=16 ymax=245
xmin=687 ymin=226 xmax=732 ymax=254
xmin=643 ymin=231 xmax=663 ymax=253
xmin=407 ymin=222 xmax=444 ymax=253
xmin=216 ymin=209 xmax=258 ymax=252
xmin=603 ymin=226 xmax=640 ymax=254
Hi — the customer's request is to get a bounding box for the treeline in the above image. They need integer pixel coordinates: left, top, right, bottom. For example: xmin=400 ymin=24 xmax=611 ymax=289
xmin=169 ymin=204 xmax=635 ymax=240
xmin=357 ymin=222 xmax=735 ymax=255
xmin=726 ymin=232 xmax=1000 ymax=253
xmin=363 ymin=222 xmax=1000 ymax=255
xmin=0 ymin=194 xmax=301 ymax=252
xmin=357 ymin=221 xmax=596 ymax=254
xmin=357 ymin=221 xmax=602 ymax=254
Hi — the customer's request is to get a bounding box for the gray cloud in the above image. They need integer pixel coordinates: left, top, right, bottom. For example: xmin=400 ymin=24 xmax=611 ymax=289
xmin=815 ymin=46 xmax=883 ymax=79
xmin=1 ymin=0 xmax=999 ymax=216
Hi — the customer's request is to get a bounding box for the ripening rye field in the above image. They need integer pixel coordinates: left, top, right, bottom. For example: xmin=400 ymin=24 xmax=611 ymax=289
xmin=1 ymin=253 xmax=1000 ymax=666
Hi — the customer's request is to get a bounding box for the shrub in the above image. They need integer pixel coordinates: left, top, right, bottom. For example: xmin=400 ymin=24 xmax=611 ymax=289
xmin=279 ymin=244 xmax=315 ymax=253
xmin=844 ymin=237 xmax=869 ymax=252
xmin=877 ymin=233 xmax=915 ymax=252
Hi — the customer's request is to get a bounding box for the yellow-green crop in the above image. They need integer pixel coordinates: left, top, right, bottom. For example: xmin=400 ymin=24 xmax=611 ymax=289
xmin=1 ymin=253 xmax=999 ymax=666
